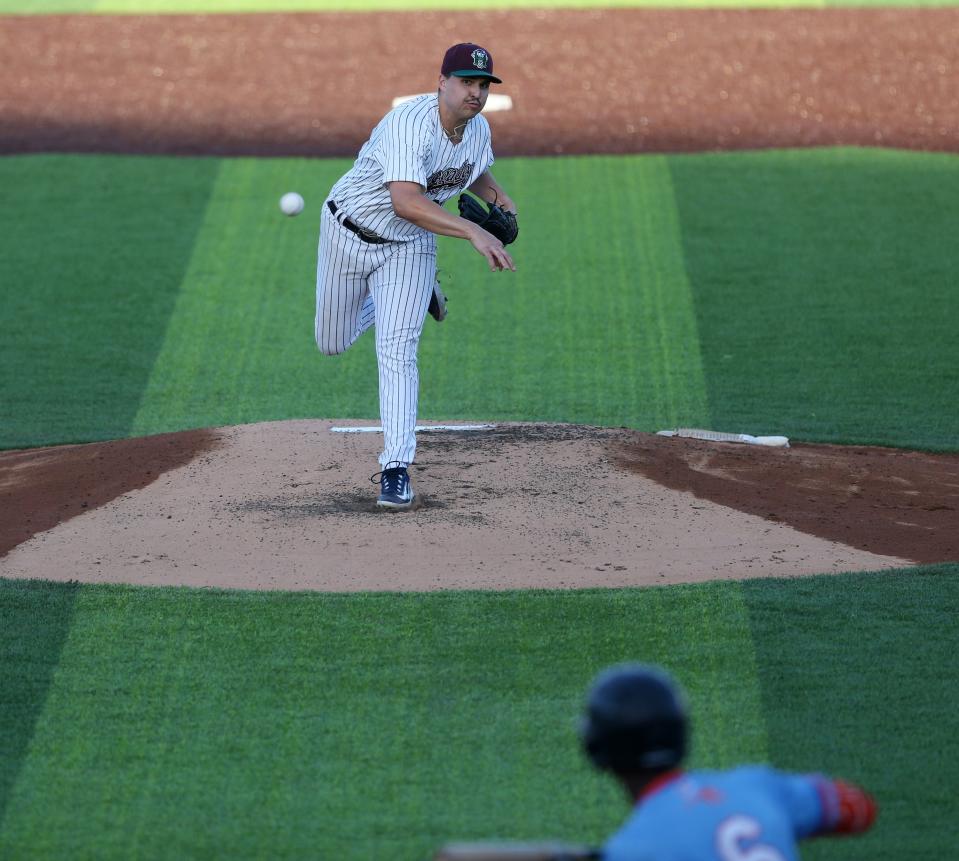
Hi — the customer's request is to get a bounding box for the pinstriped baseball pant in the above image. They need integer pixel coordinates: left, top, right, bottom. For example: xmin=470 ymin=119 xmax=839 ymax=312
xmin=315 ymin=202 xmax=435 ymax=468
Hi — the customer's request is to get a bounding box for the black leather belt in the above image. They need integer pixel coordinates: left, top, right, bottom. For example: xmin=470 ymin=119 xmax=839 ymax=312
xmin=327 ymin=200 xmax=390 ymax=244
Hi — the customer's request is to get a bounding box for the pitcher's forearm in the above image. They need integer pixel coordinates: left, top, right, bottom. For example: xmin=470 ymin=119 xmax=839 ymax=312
xmin=387 ymin=180 xmax=514 ymax=271
xmin=396 ymin=194 xmax=476 ymax=239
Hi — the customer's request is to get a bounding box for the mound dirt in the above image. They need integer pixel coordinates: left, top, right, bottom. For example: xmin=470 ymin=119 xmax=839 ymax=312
xmin=2 ymin=420 xmax=955 ymax=592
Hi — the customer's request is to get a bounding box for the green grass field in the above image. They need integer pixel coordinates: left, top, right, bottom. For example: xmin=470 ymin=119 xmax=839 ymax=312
xmin=2 ymin=149 xmax=957 ymax=451
xmin=2 ymin=568 xmax=957 ymax=859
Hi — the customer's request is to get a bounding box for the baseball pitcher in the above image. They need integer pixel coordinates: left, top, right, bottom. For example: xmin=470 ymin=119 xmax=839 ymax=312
xmin=315 ymin=43 xmax=518 ymax=510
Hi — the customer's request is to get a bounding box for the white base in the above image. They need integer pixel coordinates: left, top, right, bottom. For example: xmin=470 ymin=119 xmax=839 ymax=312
xmin=331 ymin=424 xmax=497 ymax=434
xmin=658 ymin=428 xmax=790 ymax=448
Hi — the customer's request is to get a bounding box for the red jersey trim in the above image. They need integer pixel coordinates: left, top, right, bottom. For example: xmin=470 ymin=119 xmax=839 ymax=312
xmin=634 ymin=770 xmax=685 ymax=803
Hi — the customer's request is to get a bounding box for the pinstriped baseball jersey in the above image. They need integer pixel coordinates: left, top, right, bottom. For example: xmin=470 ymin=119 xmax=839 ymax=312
xmin=329 ymin=94 xmax=494 ymax=241
xmin=316 ymin=91 xmax=495 ymax=472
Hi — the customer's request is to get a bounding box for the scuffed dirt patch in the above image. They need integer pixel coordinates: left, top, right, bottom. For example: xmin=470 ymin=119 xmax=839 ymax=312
xmin=0 ymin=420 xmax=942 ymax=593
xmin=1 ymin=9 xmax=959 ymax=157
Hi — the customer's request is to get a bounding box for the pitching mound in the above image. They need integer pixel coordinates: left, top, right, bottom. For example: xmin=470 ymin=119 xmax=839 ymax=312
xmin=2 ymin=420 xmax=956 ymax=592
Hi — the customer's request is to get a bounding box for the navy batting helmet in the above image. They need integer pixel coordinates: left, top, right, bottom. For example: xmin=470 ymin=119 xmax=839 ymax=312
xmin=579 ymin=664 xmax=688 ymax=774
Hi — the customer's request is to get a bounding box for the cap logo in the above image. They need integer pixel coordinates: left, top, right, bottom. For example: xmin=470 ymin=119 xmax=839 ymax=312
xmin=471 ymin=49 xmax=489 ymax=70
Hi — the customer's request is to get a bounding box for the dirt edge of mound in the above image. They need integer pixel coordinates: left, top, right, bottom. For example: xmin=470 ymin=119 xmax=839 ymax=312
xmin=0 ymin=429 xmax=221 ymax=557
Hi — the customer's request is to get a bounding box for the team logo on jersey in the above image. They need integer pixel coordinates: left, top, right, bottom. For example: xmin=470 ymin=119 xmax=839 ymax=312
xmin=426 ymin=161 xmax=474 ymax=194
xmin=471 ymin=49 xmax=489 ymax=70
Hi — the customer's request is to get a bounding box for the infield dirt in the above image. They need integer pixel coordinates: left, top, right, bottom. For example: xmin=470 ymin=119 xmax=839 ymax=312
xmin=2 ymin=8 xmax=959 ymax=157
xmin=1 ymin=9 xmax=957 ymax=590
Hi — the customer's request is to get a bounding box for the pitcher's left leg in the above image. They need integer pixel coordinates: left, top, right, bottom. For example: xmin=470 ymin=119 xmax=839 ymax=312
xmin=369 ymin=247 xmax=436 ymax=469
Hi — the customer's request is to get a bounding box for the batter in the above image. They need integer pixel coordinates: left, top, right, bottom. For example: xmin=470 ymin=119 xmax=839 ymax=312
xmin=581 ymin=664 xmax=878 ymax=861
xmin=315 ymin=43 xmax=516 ymax=510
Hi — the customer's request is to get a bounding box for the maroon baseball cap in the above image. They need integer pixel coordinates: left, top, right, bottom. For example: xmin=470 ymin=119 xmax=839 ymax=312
xmin=441 ymin=43 xmax=502 ymax=84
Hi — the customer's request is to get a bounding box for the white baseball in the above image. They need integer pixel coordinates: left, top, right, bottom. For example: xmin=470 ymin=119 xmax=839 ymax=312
xmin=280 ymin=192 xmax=304 ymax=216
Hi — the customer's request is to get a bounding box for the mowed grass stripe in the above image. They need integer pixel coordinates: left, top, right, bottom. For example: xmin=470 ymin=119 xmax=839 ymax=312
xmin=0 ymin=582 xmax=767 ymax=859
xmin=616 ymin=156 xmax=710 ymax=429
xmin=0 ymin=155 xmax=218 ymax=449
xmin=620 ymin=584 xmax=768 ymax=769
xmin=131 ymin=154 xmax=707 ymax=435
xmin=7 ymin=150 xmax=958 ymax=449
xmin=744 ymin=567 xmax=959 ymax=860
xmin=426 ymin=156 xmax=709 ymax=430
xmin=681 ymin=586 xmax=768 ymax=767
xmin=0 ymin=581 xmax=81 ymax=828
xmin=130 ymin=157 xmax=377 ymax=436
xmin=0 ymin=0 xmax=94 ymax=10
xmin=670 ymin=147 xmax=959 ymax=450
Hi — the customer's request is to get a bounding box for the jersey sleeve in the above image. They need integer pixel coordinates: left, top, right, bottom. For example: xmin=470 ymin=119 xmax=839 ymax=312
xmin=741 ymin=767 xmax=826 ymax=838
xmin=373 ymin=106 xmax=432 ymax=188
xmin=759 ymin=768 xmax=876 ymax=839
xmin=480 ymin=116 xmax=495 ymax=171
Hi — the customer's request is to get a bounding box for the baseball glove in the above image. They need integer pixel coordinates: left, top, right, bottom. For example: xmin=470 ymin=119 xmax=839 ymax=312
xmin=457 ymin=194 xmax=519 ymax=245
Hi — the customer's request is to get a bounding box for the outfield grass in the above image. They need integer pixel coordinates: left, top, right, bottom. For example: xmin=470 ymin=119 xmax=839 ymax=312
xmin=744 ymin=568 xmax=959 ymax=859
xmin=2 ymin=149 xmax=957 ymax=451
xmin=1 ymin=567 xmax=956 ymax=858
xmin=0 ymin=155 xmax=219 ymax=447
xmin=671 ymin=147 xmax=959 ymax=450
xmin=6 ymin=0 xmax=959 ymax=17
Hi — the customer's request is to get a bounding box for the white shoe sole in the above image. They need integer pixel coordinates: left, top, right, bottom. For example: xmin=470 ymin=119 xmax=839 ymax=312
xmin=376 ymin=493 xmax=415 ymax=511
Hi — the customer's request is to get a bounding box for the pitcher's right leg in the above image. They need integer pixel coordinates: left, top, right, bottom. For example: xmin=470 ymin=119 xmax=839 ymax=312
xmin=315 ymin=203 xmax=377 ymax=355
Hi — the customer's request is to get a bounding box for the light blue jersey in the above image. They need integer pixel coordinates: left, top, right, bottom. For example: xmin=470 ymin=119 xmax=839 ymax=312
xmin=604 ymin=766 xmax=836 ymax=861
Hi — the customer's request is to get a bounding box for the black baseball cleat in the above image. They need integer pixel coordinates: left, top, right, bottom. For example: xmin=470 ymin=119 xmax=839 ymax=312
xmin=428 ymin=279 xmax=448 ymax=322
xmin=372 ymin=463 xmax=415 ymax=510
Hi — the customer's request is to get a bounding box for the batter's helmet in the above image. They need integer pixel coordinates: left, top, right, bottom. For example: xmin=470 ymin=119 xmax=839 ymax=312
xmin=579 ymin=664 xmax=688 ymax=774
